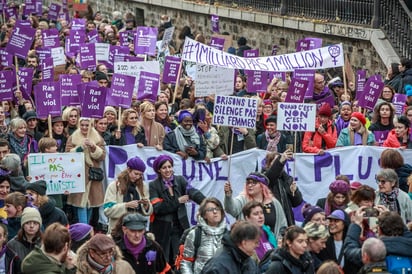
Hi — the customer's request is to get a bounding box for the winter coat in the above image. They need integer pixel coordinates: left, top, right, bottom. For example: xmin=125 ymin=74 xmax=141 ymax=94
xmin=375 ymin=189 xmax=412 ymax=224
xmin=6 ymin=217 xmax=20 ymax=241
xmin=38 ymin=199 xmax=68 ymax=228
xmin=143 ymin=120 xmax=165 ymax=148
xmin=7 ymin=234 xmax=42 ymax=271
xmin=265 ymin=248 xmax=315 ymax=274
xmin=163 ymin=129 xmax=206 ymax=160
xmin=382 ymin=129 xmax=412 ymax=148
xmin=180 ymin=216 xmax=227 ymax=274
xmin=336 ymin=127 xmax=375 ymax=146
xmin=400 ymin=67 xmax=412 ymax=93
xmin=103 ymin=179 xmax=153 ymax=232
xmin=2 ymin=246 xmax=20 ymax=274
xmin=9 ymin=175 xmax=29 ymax=193
xmin=256 ymin=131 xmax=291 ymax=153
xmin=218 ymin=126 xmax=256 ymax=155
xmin=224 ymin=194 xmax=287 ymax=236
xmin=76 ymin=240 xmax=134 ymax=274
xmin=21 ymin=246 xmax=75 ymax=274
xmin=395 ymin=164 xmax=412 ymax=193
xmin=65 ymin=128 xmax=106 ymax=208
xmin=109 ymin=126 xmax=147 ymax=146
xmin=200 ymin=233 xmax=259 ymax=274
xmin=385 ymin=73 xmax=402 ymax=93
xmin=302 ymin=120 xmax=337 ymax=153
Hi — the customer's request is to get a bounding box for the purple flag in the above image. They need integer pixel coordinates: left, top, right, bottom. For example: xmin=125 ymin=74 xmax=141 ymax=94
xmin=134 ymin=27 xmax=158 ymax=56
xmin=71 ymin=18 xmax=86 ymax=31
xmin=106 ymin=74 xmax=135 ymax=108
xmin=285 ymin=78 xmax=309 ymax=103
xmin=209 ymin=36 xmax=225 ymax=50
xmin=162 ymin=56 xmax=181 ymax=84
xmin=358 ymin=76 xmax=384 ymax=110
xmin=41 ymin=58 xmax=54 ymax=81
xmin=271 ymin=45 xmax=278 ymax=56
xmin=87 ymin=29 xmax=100 ymax=43
xmin=48 ymin=3 xmax=61 ymax=21
xmin=79 ymin=43 xmax=96 ymax=71
xmin=392 ymin=94 xmax=407 ymax=116
xmin=34 ymin=82 xmax=61 ymax=118
xmin=65 ymin=29 xmax=85 ymax=56
xmin=42 ymin=29 xmax=60 ymax=48
xmin=108 ymin=45 xmax=129 ymax=70
xmin=296 ymin=38 xmax=323 ymax=51
xmin=18 ymin=67 xmax=34 ymax=99
xmin=5 ymin=26 xmax=36 ymax=59
xmin=356 ymin=70 xmax=367 ymax=97
xmin=60 ymin=74 xmax=82 ymax=106
xmin=245 ymin=70 xmax=267 ymax=93
xmin=211 ymin=14 xmax=219 ymax=33
xmin=0 ymin=49 xmax=13 ymax=68
xmin=81 ymin=86 xmax=106 ymax=118
xmin=137 ymin=71 xmax=159 ymax=101
xmin=243 ymin=49 xmax=259 ymax=58
xmin=0 ymin=70 xmax=14 ymax=101
xmin=294 ymin=69 xmax=315 ymax=99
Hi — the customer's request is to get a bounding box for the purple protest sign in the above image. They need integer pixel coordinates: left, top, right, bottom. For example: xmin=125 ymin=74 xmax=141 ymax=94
xmin=23 ymin=0 xmax=38 ymax=16
xmin=106 ymin=74 xmax=135 ymax=108
xmin=48 ymin=3 xmax=61 ymax=21
xmin=42 ymin=29 xmax=60 ymax=48
xmin=119 ymin=31 xmax=133 ymax=47
xmin=5 ymin=26 xmax=36 ymax=59
xmin=34 ymin=82 xmax=61 ymax=118
xmin=108 ymin=45 xmax=129 ymax=70
xmin=373 ymin=130 xmax=390 ymax=146
xmin=87 ymin=29 xmax=100 ymax=43
xmin=60 ymin=74 xmax=82 ymax=106
xmin=356 ymin=70 xmax=367 ymax=97
xmin=209 ymin=36 xmax=225 ymax=50
xmin=392 ymin=93 xmax=407 ymax=116
xmin=162 ymin=56 xmax=181 ymax=84
xmin=137 ymin=71 xmax=159 ymax=101
xmin=71 ymin=18 xmax=86 ymax=31
xmin=296 ymin=38 xmax=323 ymax=51
xmin=65 ymin=30 xmax=85 ymax=56
xmin=245 ymin=70 xmax=267 ymax=93
xmin=211 ymin=14 xmax=219 ymax=33
xmin=77 ymin=81 xmax=99 ymax=104
xmin=123 ymin=55 xmax=144 ymax=62
xmin=358 ymin=76 xmax=384 ymax=110
xmin=294 ymin=69 xmax=315 ymax=99
xmin=18 ymin=67 xmax=34 ymax=99
xmin=134 ymin=27 xmax=158 ymax=56
xmin=79 ymin=43 xmax=96 ymax=71
xmin=41 ymin=58 xmax=54 ymax=81
xmin=0 ymin=70 xmax=14 ymax=101
xmin=0 ymin=49 xmax=13 ymax=68
xmin=243 ymin=49 xmax=259 ymax=58
xmin=285 ymin=78 xmax=309 ymax=103
xmin=5 ymin=7 xmax=17 ymax=20
xmin=271 ymin=45 xmax=279 ymax=56
xmin=315 ymin=91 xmax=335 ymax=108
xmin=16 ymin=20 xmax=31 ymax=27
xmin=268 ymin=71 xmax=286 ymax=82
xmin=81 ymin=86 xmax=106 ymax=118
xmin=36 ymin=47 xmax=51 ymax=65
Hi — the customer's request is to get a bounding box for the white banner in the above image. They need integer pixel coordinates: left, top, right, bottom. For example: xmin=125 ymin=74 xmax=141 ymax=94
xmin=195 ymin=64 xmax=235 ymax=97
xmin=181 ymin=37 xmax=344 ymax=72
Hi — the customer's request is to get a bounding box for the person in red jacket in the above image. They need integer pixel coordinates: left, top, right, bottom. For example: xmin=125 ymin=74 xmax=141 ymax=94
xmin=302 ymin=103 xmax=337 ymax=154
xmin=383 ymin=115 xmax=412 ymax=148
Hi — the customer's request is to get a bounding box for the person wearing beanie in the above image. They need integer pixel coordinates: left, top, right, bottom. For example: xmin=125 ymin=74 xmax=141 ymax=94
xmin=23 ymin=111 xmax=43 ymax=142
xmin=336 ymin=111 xmax=375 ymax=146
xmin=369 ymin=101 xmax=395 ymax=145
xmin=301 ymin=204 xmax=326 ymax=226
xmin=224 ymin=171 xmax=287 ymax=237
xmin=256 ymin=115 xmax=290 ymax=153
xmin=302 ymin=103 xmax=337 ymax=154
xmin=316 ymin=180 xmax=350 ymax=216
xmin=304 ymin=222 xmax=329 ymax=270
xmin=95 ymin=71 xmax=109 ymax=87
xmin=104 ymin=156 xmax=152 ymax=232
xmin=0 ymin=168 xmax=11 ymax=220
xmin=69 ymin=223 xmax=93 ymax=252
xmin=103 ymin=106 xmax=118 ymax=133
xmin=25 ymin=180 xmax=68 ymax=228
xmin=334 ymin=101 xmax=352 ymax=136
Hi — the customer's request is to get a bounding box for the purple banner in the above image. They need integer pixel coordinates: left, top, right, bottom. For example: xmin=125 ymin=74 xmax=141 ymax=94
xmin=81 ymin=86 xmax=106 ymax=118
xmin=356 ymin=70 xmax=367 ymax=97
xmin=392 ymin=93 xmax=407 ymax=116
xmin=42 ymin=29 xmax=60 ymax=48
xmin=285 ymin=78 xmax=309 ymax=103
xmin=5 ymin=26 xmax=36 ymax=59
xmin=211 ymin=14 xmax=219 ymax=33
xmin=65 ymin=30 xmax=85 ymax=56
xmin=41 ymin=58 xmax=54 ymax=81
xmin=245 ymin=70 xmax=267 ymax=93
xmin=162 ymin=56 xmax=181 ymax=84
xmin=108 ymin=45 xmax=129 ymax=70
xmin=209 ymin=36 xmax=225 ymax=50
xmin=294 ymin=69 xmax=315 ymax=99
xmin=18 ymin=67 xmax=34 ymax=99
xmin=0 ymin=49 xmax=13 ymax=68
xmin=296 ymin=38 xmax=323 ymax=51
xmin=71 ymin=18 xmax=86 ymax=31
xmin=358 ymin=76 xmax=384 ymax=110
xmin=243 ymin=49 xmax=259 ymax=58
xmin=0 ymin=70 xmax=14 ymax=101
xmin=79 ymin=43 xmax=96 ymax=71
xmin=60 ymin=74 xmax=82 ymax=106
xmin=34 ymin=82 xmax=61 ymax=118
xmin=134 ymin=27 xmax=158 ymax=56
xmin=106 ymin=74 xmax=135 ymax=108
xmin=48 ymin=3 xmax=61 ymax=21
xmin=137 ymin=71 xmax=159 ymax=101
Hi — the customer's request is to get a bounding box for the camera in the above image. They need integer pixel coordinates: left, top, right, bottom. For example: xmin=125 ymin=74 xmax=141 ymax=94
xmin=364 ymin=207 xmax=379 ymax=218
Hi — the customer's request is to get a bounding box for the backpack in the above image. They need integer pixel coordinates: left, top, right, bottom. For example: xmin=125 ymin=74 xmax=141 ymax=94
xmin=385 ymin=255 xmax=412 ymax=274
xmin=174 ymin=226 xmax=203 ymax=273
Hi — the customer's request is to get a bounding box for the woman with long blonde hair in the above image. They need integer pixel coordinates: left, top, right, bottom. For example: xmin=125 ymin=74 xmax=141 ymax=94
xmin=110 ymin=108 xmax=146 ymax=146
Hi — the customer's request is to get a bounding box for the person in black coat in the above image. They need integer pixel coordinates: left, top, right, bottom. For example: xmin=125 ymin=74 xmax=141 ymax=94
xmin=0 ymin=223 xmax=20 ymax=273
xmin=149 ymin=154 xmax=205 ymax=265
xmin=110 ymin=108 xmax=147 ymax=146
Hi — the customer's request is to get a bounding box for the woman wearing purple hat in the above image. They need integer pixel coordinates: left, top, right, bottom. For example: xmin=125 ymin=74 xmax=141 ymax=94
xmin=149 ymin=154 xmax=205 ymax=265
xmin=104 ymin=156 xmax=153 ymax=232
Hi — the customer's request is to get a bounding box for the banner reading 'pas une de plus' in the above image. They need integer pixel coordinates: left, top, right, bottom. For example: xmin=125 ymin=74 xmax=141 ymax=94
xmin=181 ymin=37 xmax=344 ymax=72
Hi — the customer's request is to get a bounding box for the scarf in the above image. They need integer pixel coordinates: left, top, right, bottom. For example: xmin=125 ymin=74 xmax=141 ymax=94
xmin=379 ymin=188 xmax=400 ymax=213
xmin=123 ymin=184 xmax=142 ymax=213
xmin=86 ymin=253 xmax=114 ymax=274
xmin=8 ymin=133 xmax=30 ymax=161
xmin=124 ymin=126 xmax=136 ymax=145
xmin=174 ymin=125 xmax=200 ymax=152
xmin=163 ymin=175 xmax=174 ymax=188
xmin=335 ymin=116 xmax=350 ymax=135
xmin=324 ymin=200 xmax=346 ymax=216
xmin=124 ymin=233 xmax=146 ymax=260
xmin=265 ymin=130 xmax=281 ymax=152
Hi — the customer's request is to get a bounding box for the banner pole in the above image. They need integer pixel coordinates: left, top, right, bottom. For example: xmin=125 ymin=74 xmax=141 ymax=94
xmin=227 ymin=130 xmax=235 ymax=180
xmin=48 ymin=114 xmax=52 ymax=138
xmin=342 ymin=54 xmax=348 ymax=97
xmin=172 ymin=59 xmax=183 ymax=105
xmin=117 ymin=107 xmax=122 ymax=131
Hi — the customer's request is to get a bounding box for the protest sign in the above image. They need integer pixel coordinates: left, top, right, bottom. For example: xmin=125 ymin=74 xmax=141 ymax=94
xmin=271 ymin=45 xmax=279 ymax=55
xmin=5 ymin=7 xmax=17 ymax=20
xmin=277 ymin=102 xmax=316 ymax=132
xmin=209 ymin=36 xmax=225 ymax=50
xmin=106 ymin=73 xmax=135 ymax=108
xmin=0 ymin=70 xmax=14 ymax=101
xmin=51 ymin=47 xmax=66 ymax=66
xmin=358 ymin=76 xmax=384 ymax=110
xmin=60 ymin=74 xmax=82 ymax=106
xmin=41 ymin=58 xmax=54 ymax=81
xmin=296 ymin=37 xmax=322 ymax=51
xmin=119 ymin=31 xmax=133 ymax=47
xmin=87 ymin=29 xmax=100 ymax=43
xmin=134 ymin=27 xmax=158 ymax=56
xmin=373 ymin=130 xmax=390 ymax=146
xmin=245 ymin=70 xmax=267 ymax=93
xmin=213 ymin=95 xmax=258 ymax=128
xmin=244 ymin=49 xmax=259 ymax=58
xmin=65 ymin=30 xmax=85 ymax=56
xmin=81 ymin=85 xmax=106 ymax=118
xmin=211 ymin=14 xmax=219 ymax=33
xmin=195 ymin=64 xmax=235 ymax=97
xmin=137 ymin=71 xmax=160 ymax=101
xmin=0 ymin=49 xmax=13 ymax=67
xmin=5 ymin=25 xmax=35 ymax=59
xmin=28 ymin=152 xmax=85 ymax=195
xmin=23 ymin=0 xmax=39 ymax=16
xmin=79 ymin=43 xmax=96 ymax=70
xmin=285 ymin=78 xmax=309 ymax=103
xmin=294 ymin=69 xmax=315 ymax=99
xmin=268 ymin=71 xmax=286 ymax=82
xmin=42 ymin=29 xmax=60 ymax=48
xmin=34 ymin=82 xmax=61 ymax=118
xmin=315 ymin=91 xmax=335 ymax=108
xmin=71 ymin=18 xmax=86 ymax=31
xmin=160 ymin=26 xmax=174 ymax=52
xmin=182 ymin=37 xmax=344 ymax=72
xmin=18 ymin=67 xmax=34 ymax=99
xmin=36 ymin=47 xmax=51 ymax=65
xmin=114 ymin=61 xmax=160 ymax=93
xmin=392 ymin=93 xmax=407 ymax=116
xmin=162 ymin=56 xmax=181 ymax=84
xmin=108 ymin=45 xmax=129 ymax=70
xmin=48 ymin=3 xmax=61 ymax=21
xmin=356 ymin=70 xmax=367 ymax=96
xmin=77 ymin=81 xmax=99 ymax=103
xmin=95 ymin=43 xmax=110 ymax=63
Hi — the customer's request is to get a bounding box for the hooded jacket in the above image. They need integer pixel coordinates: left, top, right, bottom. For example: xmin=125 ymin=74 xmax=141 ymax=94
xmin=21 ymin=246 xmax=75 ymax=274
xmin=39 ymin=199 xmax=68 ymax=228
xmin=265 ymin=248 xmax=315 ymax=274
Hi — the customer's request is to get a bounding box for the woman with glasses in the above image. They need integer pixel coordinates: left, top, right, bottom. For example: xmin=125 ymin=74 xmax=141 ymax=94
xmin=180 ymin=197 xmax=227 ymax=274
xmin=224 ymin=172 xmax=287 ymax=236
xmin=110 ymin=108 xmax=147 ymax=147
xmin=104 ymin=156 xmax=152 ymax=233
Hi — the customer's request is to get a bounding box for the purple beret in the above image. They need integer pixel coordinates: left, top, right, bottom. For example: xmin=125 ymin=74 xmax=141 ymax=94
xmin=69 ymin=223 xmax=93 ymax=241
xmin=329 ymin=180 xmax=350 ymax=195
xmin=127 ymin=157 xmax=146 ymax=173
xmin=152 ymin=155 xmax=173 ymax=172
xmin=302 ymin=204 xmax=324 ymax=224
xmin=178 ymin=110 xmax=193 ymax=123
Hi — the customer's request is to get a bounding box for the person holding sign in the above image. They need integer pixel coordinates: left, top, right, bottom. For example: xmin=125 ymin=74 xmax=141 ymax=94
xmin=336 ymin=112 xmax=375 ymax=146
xmin=110 ymin=108 xmax=147 ymax=147
xmin=139 ymin=101 xmax=165 ymax=150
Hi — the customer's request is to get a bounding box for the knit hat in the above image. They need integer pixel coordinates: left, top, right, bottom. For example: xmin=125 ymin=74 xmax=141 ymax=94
xmin=329 ymin=180 xmax=350 ymax=195
xmin=304 ymin=222 xmax=329 ymax=239
xmin=69 ymin=223 xmax=93 ymax=241
xmin=318 ymin=103 xmax=332 ymax=117
xmin=21 ymin=207 xmax=42 ymax=227
xmin=88 ymin=234 xmax=116 ymax=251
xmin=127 ymin=157 xmax=146 ymax=173
xmin=340 ymin=101 xmax=351 ymax=108
xmin=246 ymin=172 xmax=269 ymax=186
xmin=152 ymin=155 xmax=173 ymax=172
xmin=26 ymin=180 xmax=47 ymax=196
xmin=351 ymin=112 xmax=366 ymax=126
xmin=302 ymin=204 xmax=324 ymax=224
xmin=22 ymin=111 xmax=38 ymax=122
xmin=104 ymin=106 xmax=117 ymax=116
xmin=177 ymin=110 xmax=193 ymax=123
xmin=405 ymin=84 xmax=412 ymax=97
xmin=95 ymin=71 xmax=108 ymax=82
xmin=265 ymin=115 xmax=277 ymax=126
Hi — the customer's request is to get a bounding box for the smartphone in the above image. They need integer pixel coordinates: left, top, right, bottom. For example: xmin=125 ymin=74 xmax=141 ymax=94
xmin=198 ymin=108 xmax=206 ymax=122
xmin=184 ymin=145 xmax=194 ymax=150
xmin=286 ymin=144 xmax=294 ymax=152
xmin=364 ymin=207 xmax=379 ymax=218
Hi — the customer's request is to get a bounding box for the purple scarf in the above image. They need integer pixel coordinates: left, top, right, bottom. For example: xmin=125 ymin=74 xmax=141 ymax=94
xmin=124 ymin=126 xmax=135 ymax=145
xmin=163 ymin=175 xmax=174 ymax=188
xmin=124 ymin=233 xmax=146 ymax=259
